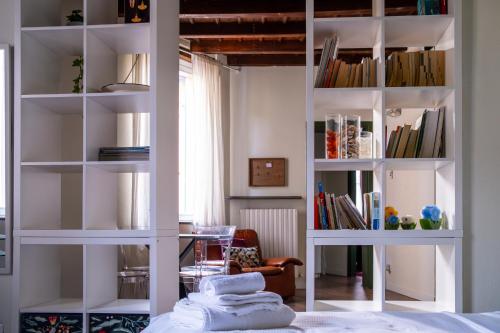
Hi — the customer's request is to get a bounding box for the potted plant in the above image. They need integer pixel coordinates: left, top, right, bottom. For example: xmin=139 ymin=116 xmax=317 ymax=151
xmin=420 ymin=205 xmax=442 ymax=230
xmin=72 ymin=56 xmax=83 ymax=93
xmin=66 ymin=9 xmax=83 ymax=26
xmin=384 ymin=206 xmax=400 ymax=230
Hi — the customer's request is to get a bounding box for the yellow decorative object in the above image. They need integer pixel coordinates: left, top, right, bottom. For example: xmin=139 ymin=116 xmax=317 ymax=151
xmin=385 ymin=206 xmax=398 ymax=219
xmin=131 ymin=14 xmax=142 ymax=23
xmin=138 ymin=0 xmax=148 ymax=11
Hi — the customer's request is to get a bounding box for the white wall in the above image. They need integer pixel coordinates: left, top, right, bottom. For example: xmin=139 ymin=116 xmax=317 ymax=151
xmin=229 ymin=67 xmax=307 ymax=283
xmin=462 ymin=0 xmax=500 ymax=313
xmin=0 ymin=0 xmax=14 ymax=330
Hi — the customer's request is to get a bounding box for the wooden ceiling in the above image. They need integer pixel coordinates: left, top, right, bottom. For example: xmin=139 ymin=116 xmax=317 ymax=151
xmin=180 ymin=0 xmax=417 ymax=66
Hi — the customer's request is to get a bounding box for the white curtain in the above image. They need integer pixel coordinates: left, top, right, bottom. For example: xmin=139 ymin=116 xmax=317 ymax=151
xmin=191 ymin=56 xmax=225 ymax=226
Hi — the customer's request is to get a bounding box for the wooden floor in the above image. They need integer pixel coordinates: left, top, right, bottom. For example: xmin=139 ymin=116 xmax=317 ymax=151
xmin=285 ymin=274 xmax=415 ymax=312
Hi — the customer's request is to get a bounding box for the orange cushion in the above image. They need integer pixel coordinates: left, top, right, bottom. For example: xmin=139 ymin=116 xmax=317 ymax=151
xmin=241 ymin=266 xmax=282 ymax=276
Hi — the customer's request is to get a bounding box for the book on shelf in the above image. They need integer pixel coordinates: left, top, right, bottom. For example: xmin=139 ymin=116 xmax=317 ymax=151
xmin=315 ymin=182 xmax=377 ymax=230
xmin=98 ymin=146 xmax=150 ymax=161
xmin=386 ymin=50 xmax=445 ymax=87
xmin=363 ymin=192 xmax=381 ymax=230
xmin=385 ymin=108 xmax=446 ymax=158
xmin=314 ymin=34 xmax=377 ymax=88
xmin=418 ymin=0 xmax=447 ymax=15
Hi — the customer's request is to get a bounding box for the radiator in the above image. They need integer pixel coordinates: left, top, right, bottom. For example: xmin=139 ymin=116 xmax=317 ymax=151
xmin=239 ymin=209 xmax=298 ymax=259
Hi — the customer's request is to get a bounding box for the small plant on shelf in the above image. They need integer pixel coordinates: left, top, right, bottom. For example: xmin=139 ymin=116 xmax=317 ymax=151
xmin=401 ymin=215 xmax=417 ymax=230
xmin=66 ymin=9 xmax=84 ymax=26
xmin=72 ymin=56 xmax=83 ymax=94
xmin=420 ymin=205 xmax=442 ymax=230
xmin=385 ymin=206 xmax=400 ymax=230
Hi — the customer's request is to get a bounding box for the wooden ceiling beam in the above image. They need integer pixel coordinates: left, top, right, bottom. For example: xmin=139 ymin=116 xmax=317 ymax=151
xmin=190 ymin=39 xmax=306 ymax=54
xmin=180 ymin=22 xmax=305 ymax=39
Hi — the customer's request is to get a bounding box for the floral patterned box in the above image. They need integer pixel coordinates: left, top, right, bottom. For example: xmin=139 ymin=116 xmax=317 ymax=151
xmin=20 ymin=313 xmax=83 ymax=333
xmin=89 ymin=314 xmax=150 ymax=333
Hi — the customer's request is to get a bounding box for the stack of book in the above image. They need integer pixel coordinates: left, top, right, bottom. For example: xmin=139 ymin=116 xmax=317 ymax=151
xmin=385 ymin=50 xmax=445 ymax=87
xmin=98 ymin=146 xmax=150 ymax=161
xmin=418 ymin=0 xmax=447 ymax=15
xmin=386 ymin=108 xmax=445 ymax=158
xmin=315 ymin=183 xmax=380 ymax=230
xmin=318 ymin=57 xmax=378 ymax=88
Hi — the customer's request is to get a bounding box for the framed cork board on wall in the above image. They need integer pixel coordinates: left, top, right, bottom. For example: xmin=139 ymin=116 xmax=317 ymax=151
xmin=249 ymin=158 xmax=286 ymax=187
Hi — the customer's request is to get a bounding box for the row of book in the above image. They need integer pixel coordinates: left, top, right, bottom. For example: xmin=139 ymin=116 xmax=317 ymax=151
xmin=314 ymin=182 xmax=381 ymax=230
xmin=98 ymin=146 xmax=150 ymax=161
xmin=386 ymin=50 xmax=445 ymax=87
xmin=321 ymin=58 xmax=378 ymax=88
xmin=418 ymin=0 xmax=447 ymax=15
xmin=386 ymin=107 xmax=445 ymax=158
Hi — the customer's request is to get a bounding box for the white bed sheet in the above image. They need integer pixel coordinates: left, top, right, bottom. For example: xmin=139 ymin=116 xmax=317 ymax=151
xmin=143 ymin=311 xmax=500 ymax=333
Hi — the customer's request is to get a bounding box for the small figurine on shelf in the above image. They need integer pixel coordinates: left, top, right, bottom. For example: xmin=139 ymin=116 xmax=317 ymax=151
xmin=401 ymin=215 xmax=417 ymax=230
xmin=420 ymin=205 xmax=442 ymax=230
xmin=385 ymin=206 xmax=400 ymax=230
xmin=66 ymin=9 xmax=84 ymax=26
xmin=72 ymin=56 xmax=83 ymax=94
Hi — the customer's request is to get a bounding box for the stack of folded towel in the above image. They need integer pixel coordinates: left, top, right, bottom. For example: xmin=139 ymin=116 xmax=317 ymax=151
xmin=171 ymin=272 xmax=296 ymax=331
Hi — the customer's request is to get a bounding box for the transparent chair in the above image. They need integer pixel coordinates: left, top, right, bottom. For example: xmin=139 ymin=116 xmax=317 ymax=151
xmin=180 ymin=225 xmax=236 ymax=294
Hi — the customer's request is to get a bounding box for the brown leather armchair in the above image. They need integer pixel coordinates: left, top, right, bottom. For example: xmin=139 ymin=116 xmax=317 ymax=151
xmin=207 ymin=229 xmax=303 ymax=298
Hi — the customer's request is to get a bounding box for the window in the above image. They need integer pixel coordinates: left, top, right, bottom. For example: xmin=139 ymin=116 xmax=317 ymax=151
xmin=179 ymin=62 xmax=194 ymax=221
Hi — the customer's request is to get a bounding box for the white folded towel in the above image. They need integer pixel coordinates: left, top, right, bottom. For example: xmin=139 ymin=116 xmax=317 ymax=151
xmin=188 ymin=292 xmax=282 ymax=316
xmin=199 ymin=272 xmax=265 ymax=296
xmin=171 ymin=298 xmax=296 ymax=331
xmin=188 ymin=291 xmax=283 ymax=306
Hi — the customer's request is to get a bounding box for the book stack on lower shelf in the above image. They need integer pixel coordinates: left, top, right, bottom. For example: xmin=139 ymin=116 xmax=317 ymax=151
xmin=98 ymin=146 xmax=150 ymax=161
xmin=386 ymin=50 xmax=445 ymax=87
xmin=315 ymin=182 xmax=381 ymax=230
xmin=386 ymin=108 xmax=445 ymax=158
xmin=418 ymin=0 xmax=448 ymax=15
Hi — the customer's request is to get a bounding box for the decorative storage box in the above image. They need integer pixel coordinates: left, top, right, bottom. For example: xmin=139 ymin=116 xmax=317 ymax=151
xmin=20 ymin=313 xmax=83 ymax=333
xmin=89 ymin=313 xmax=150 ymax=332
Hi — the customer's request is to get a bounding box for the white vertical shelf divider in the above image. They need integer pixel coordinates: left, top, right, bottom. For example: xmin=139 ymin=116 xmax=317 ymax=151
xmin=306 ymin=0 xmax=462 ymax=312
xmin=13 ymin=0 xmax=180 ymax=331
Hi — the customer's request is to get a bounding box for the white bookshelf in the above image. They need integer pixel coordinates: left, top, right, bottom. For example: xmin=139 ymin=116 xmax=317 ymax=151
xmin=13 ymin=1 xmax=180 ymax=332
xmin=306 ymin=0 xmax=462 ymax=312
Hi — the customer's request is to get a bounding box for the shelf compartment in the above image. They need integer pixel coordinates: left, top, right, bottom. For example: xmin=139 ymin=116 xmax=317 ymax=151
xmin=21 ymin=165 xmax=82 ymax=230
xmin=86 ymin=25 xmax=150 ymax=93
xmin=385 ymin=243 xmax=458 ymax=312
xmin=85 ymin=165 xmax=150 ymax=230
xmin=86 ymin=244 xmax=150 ymax=313
xmin=21 ymin=0 xmax=83 ymax=28
xmin=86 ymin=98 xmax=150 ymax=161
xmin=314 ymin=17 xmax=382 ymax=49
xmin=19 ymin=244 xmax=83 ymax=312
xmin=385 ymin=15 xmax=454 ymax=48
xmin=21 ymin=97 xmax=83 ymax=162
xmin=315 ymin=159 xmax=382 ymax=171
xmin=385 ymin=167 xmax=457 ymax=230
xmin=87 ymin=91 xmax=151 ymax=113
xmin=21 ymin=28 xmax=83 ymax=94
xmin=384 ymin=87 xmax=454 ymax=108
xmin=315 ymin=88 xmax=381 ymax=110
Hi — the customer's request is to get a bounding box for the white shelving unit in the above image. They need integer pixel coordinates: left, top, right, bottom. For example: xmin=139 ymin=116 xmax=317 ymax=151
xmin=306 ymin=0 xmax=462 ymax=312
xmin=13 ymin=1 xmax=180 ymax=332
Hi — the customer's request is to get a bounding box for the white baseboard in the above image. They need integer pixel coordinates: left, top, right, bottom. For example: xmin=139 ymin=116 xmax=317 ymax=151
xmin=386 ymin=281 xmax=435 ymax=301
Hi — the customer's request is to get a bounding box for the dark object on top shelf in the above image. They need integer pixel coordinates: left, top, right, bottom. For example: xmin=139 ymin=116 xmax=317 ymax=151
xmin=98 ymin=146 xmax=150 ymax=161
xmin=66 ymin=9 xmax=83 ymax=25
xmin=124 ymin=0 xmax=150 ymax=24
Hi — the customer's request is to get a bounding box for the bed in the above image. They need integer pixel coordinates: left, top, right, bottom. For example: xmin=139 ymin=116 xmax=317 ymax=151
xmin=144 ymin=311 xmax=500 ymax=332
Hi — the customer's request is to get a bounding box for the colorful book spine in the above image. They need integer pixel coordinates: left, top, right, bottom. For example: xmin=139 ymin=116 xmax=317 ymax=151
xmin=318 ymin=182 xmax=329 ymax=230
xmin=371 ymin=192 xmax=381 ymax=230
xmin=440 ymin=0 xmax=447 ymax=14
